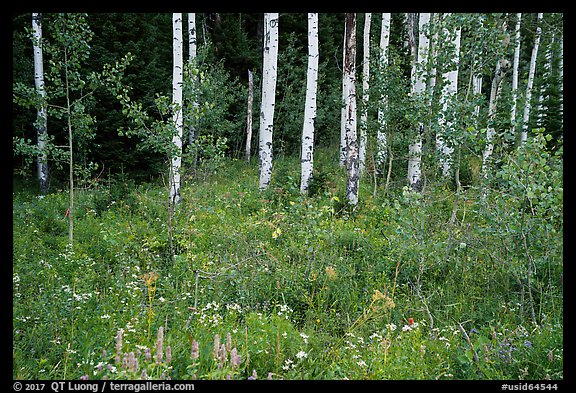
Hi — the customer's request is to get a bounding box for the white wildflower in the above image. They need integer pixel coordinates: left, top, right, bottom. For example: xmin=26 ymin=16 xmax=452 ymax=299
xmin=295 ymin=351 xmax=308 ymax=360
xmin=369 ymin=332 xmax=382 ymax=341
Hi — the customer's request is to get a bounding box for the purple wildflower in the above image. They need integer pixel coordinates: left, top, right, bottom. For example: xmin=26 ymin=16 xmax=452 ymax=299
xmin=191 ymin=339 xmax=199 ymax=360
xmin=166 ymin=346 xmax=172 ymax=364
xmin=127 ymin=351 xmax=139 ymax=373
xmin=156 ymin=327 xmax=164 ymax=364
xmin=122 ymin=353 xmax=128 ymax=370
xmin=230 ymin=347 xmax=241 ymax=369
xmin=218 ymin=344 xmax=227 ymax=369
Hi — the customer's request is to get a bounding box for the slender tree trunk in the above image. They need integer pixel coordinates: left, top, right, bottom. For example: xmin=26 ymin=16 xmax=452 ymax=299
xmin=481 ymin=58 xmax=510 ymax=181
xmin=170 ymin=13 xmax=184 ymax=206
xmin=32 ymin=13 xmax=49 ymax=194
xmin=520 ymin=12 xmax=543 ymax=144
xmin=300 ymin=13 xmax=319 ymax=194
xmin=376 ymin=13 xmax=391 ymax=177
xmin=188 ymin=13 xmax=199 ymax=146
xmin=510 ymin=13 xmax=522 ymax=132
xmin=359 ymin=13 xmax=371 ymax=174
xmin=188 ymin=13 xmax=197 ymax=60
xmin=258 ymin=13 xmax=279 ymax=190
xmin=344 ymin=13 xmax=359 ymax=206
xmin=436 ymin=14 xmax=461 ymax=177
xmin=64 ymin=48 xmax=74 ymax=245
xmin=480 ymin=16 xmax=510 ymax=193
xmin=408 ymin=13 xmax=430 ymax=193
xmin=537 ymin=34 xmax=554 ymax=128
xmin=245 ymin=69 xmax=254 ymax=163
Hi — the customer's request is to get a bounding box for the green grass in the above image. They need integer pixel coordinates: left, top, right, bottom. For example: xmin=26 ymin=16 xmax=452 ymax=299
xmin=12 ymin=148 xmax=563 ymax=380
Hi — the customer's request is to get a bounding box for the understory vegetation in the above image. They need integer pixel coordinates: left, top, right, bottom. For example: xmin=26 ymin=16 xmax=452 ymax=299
xmin=12 ymin=140 xmax=562 ymax=381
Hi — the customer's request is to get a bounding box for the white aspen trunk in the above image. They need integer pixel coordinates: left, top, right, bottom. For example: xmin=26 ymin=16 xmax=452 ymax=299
xmin=245 ymin=69 xmax=254 ymax=163
xmin=170 ymin=13 xmax=184 ymax=206
xmin=340 ymin=19 xmax=347 ymax=167
xmin=359 ymin=13 xmax=371 ymax=174
xmin=408 ymin=13 xmax=430 ymax=192
xmin=300 ymin=13 xmax=319 ymax=194
xmin=188 ymin=13 xmax=197 ymax=60
xmin=32 ymin=13 xmax=49 ymax=194
xmin=481 ymin=16 xmax=509 ymax=190
xmin=537 ymin=34 xmax=554 ymax=127
xmin=520 ymin=12 xmax=543 ymax=144
xmin=510 ymin=13 xmax=522 ymax=131
xmin=481 ymin=58 xmax=509 ymax=180
xmin=436 ymin=14 xmax=461 ymax=177
xmin=344 ymin=13 xmax=359 ymax=206
xmin=188 ymin=13 xmax=199 ymax=146
xmin=258 ymin=13 xmax=279 ymax=190
xmin=376 ymin=13 xmax=391 ymax=174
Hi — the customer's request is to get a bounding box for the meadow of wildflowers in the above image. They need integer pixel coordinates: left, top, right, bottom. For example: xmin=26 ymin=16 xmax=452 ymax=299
xmin=13 ymin=155 xmax=563 ymax=381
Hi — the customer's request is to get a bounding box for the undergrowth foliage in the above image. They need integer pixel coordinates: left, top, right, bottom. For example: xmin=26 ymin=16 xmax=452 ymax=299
xmin=13 ymin=146 xmax=562 ymax=380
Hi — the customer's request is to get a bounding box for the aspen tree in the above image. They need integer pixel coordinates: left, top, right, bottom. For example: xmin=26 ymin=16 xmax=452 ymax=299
xmin=536 ymin=34 xmax=554 ymax=128
xmin=481 ymin=17 xmax=510 ymax=183
xmin=169 ymin=13 xmax=184 ymax=206
xmin=300 ymin=13 xmax=319 ymax=194
xmin=407 ymin=13 xmax=430 ymax=192
xmin=511 ymin=13 xmax=522 ymax=132
xmin=258 ymin=13 xmax=279 ymax=190
xmin=344 ymin=13 xmax=359 ymax=206
xmin=376 ymin=13 xmax=391 ymax=176
xmin=520 ymin=13 xmax=543 ymax=144
xmin=436 ymin=14 xmax=461 ymax=177
xmin=245 ymin=69 xmax=254 ymax=163
xmin=32 ymin=13 xmax=49 ymax=194
xmin=359 ymin=13 xmax=371 ymax=174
